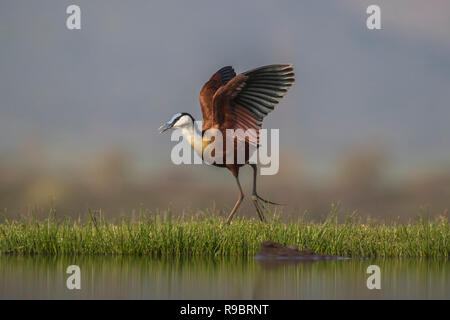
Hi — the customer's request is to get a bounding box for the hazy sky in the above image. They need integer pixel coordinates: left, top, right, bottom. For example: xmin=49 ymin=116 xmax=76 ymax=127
xmin=1 ymin=0 xmax=449 ymax=177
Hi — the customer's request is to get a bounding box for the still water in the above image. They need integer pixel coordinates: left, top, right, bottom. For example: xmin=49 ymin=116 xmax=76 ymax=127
xmin=0 ymin=255 xmax=448 ymax=299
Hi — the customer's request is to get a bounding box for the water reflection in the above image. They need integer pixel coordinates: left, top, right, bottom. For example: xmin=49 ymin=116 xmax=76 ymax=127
xmin=0 ymin=255 xmax=448 ymax=299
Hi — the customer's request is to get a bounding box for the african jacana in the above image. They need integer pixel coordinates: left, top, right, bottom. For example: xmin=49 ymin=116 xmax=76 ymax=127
xmin=159 ymin=64 xmax=295 ymax=224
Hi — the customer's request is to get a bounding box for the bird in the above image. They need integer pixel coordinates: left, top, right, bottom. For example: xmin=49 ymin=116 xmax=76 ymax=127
xmin=159 ymin=64 xmax=295 ymax=224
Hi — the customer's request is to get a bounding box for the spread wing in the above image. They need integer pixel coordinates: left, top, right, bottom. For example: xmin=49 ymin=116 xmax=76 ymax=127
xmin=199 ymin=66 xmax=236 ymax=131
xmin=212 ymin=64 xmax=295 ymax=146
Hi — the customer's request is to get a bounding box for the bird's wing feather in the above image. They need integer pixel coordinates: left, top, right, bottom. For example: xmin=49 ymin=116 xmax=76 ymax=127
xmin=212 ymin=64 xmax=295 ymax=146
xmin=199 ymin=66 xmax=236 ymax=131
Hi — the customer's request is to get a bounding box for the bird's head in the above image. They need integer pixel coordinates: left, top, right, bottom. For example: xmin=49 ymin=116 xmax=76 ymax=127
xmin=158 ymin=112 xmax=195 ymax=134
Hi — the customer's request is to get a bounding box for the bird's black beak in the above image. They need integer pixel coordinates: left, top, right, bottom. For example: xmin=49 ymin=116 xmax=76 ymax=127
xmin=158 ymin=122 xmax=172 ymax=134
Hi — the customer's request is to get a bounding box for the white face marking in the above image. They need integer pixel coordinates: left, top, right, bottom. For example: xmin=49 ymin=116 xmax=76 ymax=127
xmin=172 ymin=115 xmax=192 ymax=129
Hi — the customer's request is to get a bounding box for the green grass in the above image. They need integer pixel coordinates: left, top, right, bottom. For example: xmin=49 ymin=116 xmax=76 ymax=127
xmin=0 ymin=210 xmax=448 ymax=258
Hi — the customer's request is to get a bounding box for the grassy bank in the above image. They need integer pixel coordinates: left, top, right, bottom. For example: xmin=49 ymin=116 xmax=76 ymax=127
xmin=0 ymin=211 xmax=448 ymax=258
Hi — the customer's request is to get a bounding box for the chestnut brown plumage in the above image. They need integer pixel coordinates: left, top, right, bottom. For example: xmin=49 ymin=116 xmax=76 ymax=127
xmin=160 ymin=64 xmax=295 ymax=224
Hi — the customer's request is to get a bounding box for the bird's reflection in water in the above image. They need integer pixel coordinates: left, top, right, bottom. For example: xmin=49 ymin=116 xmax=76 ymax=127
xmin=0 ymin=255 xmax=448 ymax=299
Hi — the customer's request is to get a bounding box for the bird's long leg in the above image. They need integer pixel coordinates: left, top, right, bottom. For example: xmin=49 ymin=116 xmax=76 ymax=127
xmin=250 ymin=164 xmax=265 ymax=222
xmin=225 ymin=176 xmax=244 ymax=225
xmin=250 ymin=164 xmax=283 ymax=206
xmin=251 ymin=164 xmax=285 ymax=222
